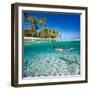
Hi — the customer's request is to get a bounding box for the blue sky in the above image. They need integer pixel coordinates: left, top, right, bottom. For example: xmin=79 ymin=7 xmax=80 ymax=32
xmin=23 ymin=11 xmax=80 ymax=40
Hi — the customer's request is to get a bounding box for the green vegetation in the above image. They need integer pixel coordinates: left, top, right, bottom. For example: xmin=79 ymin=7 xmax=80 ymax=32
xmin=39 ymin=28 xmax=58 ymax=38
xmin=24 ymin=14 xmax=59 ymax=38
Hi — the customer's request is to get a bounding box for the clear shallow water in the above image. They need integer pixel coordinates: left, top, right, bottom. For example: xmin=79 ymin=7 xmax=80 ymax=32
xmin=24 ymin=41 xmax=80 ymax=78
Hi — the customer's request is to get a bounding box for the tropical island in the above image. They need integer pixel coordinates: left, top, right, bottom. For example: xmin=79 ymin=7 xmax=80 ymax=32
xmin=24 ymin=14 xmax=61 ymax=42
xmin=23 ymin=11 xmax=80 ymax=78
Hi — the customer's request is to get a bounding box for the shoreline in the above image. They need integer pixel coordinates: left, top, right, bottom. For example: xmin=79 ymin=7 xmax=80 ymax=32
xmin=24 ymin=37 xmax=60 ymax=42
xmin=24 ymin=37 xmax=80 ymax=43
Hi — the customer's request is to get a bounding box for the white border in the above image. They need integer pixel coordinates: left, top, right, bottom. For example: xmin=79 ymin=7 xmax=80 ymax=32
xmin=18 ymin=6 xmax=86 ymax=84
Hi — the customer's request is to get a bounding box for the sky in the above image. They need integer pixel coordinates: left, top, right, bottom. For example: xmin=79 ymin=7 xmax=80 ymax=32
xmin=23 ymin=11 xmax=80 ymax=40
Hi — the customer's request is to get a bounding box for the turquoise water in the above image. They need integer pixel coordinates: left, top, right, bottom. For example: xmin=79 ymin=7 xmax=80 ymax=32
xmin=24 ymin=41 xmax=80 ymax=78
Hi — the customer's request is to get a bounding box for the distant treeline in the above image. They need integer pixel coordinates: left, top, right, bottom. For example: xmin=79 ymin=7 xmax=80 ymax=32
xmin=24 ymin=28 xmax=58 ymax=38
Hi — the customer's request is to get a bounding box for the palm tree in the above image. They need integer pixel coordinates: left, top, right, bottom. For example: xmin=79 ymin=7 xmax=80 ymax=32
xmin=24 ymin=13 xmax=47 ymax=37
xmin=24 ymin=29 xmax=30 ymax=36
xmin=42 ymin=28 xmax=48 ymax=38
xmin=38 ymin=18 xmax=47 ymax=27
xmin=30 ymin=16 xmax=38 ymax=31
xmin=24 ymin=12 xmax=30 ymax=22
xmin=24 ymin=13 xmax=59 ymax=38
